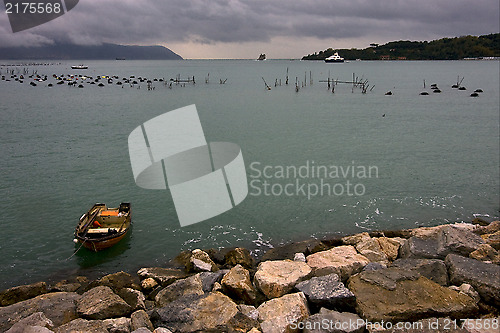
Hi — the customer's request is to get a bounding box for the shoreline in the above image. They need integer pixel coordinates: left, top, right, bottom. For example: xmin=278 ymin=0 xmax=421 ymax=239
xmin=1 ymin=218 xmax=499 ymax=332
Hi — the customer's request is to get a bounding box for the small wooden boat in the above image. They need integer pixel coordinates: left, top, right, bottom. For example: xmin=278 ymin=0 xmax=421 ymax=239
xmin=74 ymin=203 xmax=131 ymax=252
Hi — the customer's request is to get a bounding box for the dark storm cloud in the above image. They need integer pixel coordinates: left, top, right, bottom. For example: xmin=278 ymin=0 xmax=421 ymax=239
xmin=0 ymin=0 xmax=498 ymax=47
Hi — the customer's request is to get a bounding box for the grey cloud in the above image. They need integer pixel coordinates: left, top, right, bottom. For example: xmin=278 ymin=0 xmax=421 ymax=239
xmin=0 ymin=0 xmax=497 ymax=49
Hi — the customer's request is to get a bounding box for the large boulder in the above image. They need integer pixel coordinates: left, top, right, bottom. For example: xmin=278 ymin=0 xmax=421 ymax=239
xmin=355 ymin=238 xmax=389 ymax=264
xmin=137 ymin=267 xmax=188 ymax=287
xmin=221 ymin=264 xmax=258 ymax=305
xmin=186 ymin=249 xmax=219 ymax=272
xmin=151 ymin=292 xmax=257 ymax=332
xmin=154 ymin=274 xmax=204 ymax=307
xmin=445 ymin=254 xmax=500 ymax=306
xmin=348 ymin=267 xmax=478 ymax=322
xmin=401 ymin=226 xmax=485 ymax=260
xmin=54 ymin=318 xmax=108 ymax=333
xmin=117 ymin=288 xmax=146 ymax=311
xmin=254 ymin=260 xmax=312 ymax=299
xmin=295 ymin=273 xmax=355 ymax=311
xmin=257 ymin=292 xmax=310 ymax=333
xmin=436 ymin=226 xmax=484 ymax=257
xmin=482 ymin=231 xmax=500 ymax=251
xmin=5 ymin=312 xmax=54 ymax=333
xmin=197 ymin=270 xmax=227 ymax=292
xmin=306 ymin=246 xmax=369 ymax=281
xmin=0 ymin=281 xmax=47 ymax=306
xmin=77 ymin=286 xmax=132 ymax=320
xmin=341 ymin=232 xmax=371 ymax=246
xmin=400 ymin=237 xmax=441 ymax=259
xmin=224 ymin=247 xmax=255 ymax=269
xmin=103 ymin=317 xmax=131 ymax=333
xmin=261 ymin=239 xmax=327 ymax=261
xmin=131 ymin=309 xmax=154 ymax=331
xmin=391 ymin=258 xmax=449 ymax=286
xmin=302 ymin=308 xmax=365 ymax=333
xmin=0 ymin=292 xmax=80 ymax=332
xmin=98 ymin=271 xmax=141 ymax=291
xmin=469 ymin=244 xmax=499 ymax=263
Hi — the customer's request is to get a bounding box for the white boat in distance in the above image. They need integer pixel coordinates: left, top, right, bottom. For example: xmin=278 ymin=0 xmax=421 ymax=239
xmin=325 ymin=52 xmax=344 ymax=63
xmin=71 ymin=65 xmax=88 ymax=69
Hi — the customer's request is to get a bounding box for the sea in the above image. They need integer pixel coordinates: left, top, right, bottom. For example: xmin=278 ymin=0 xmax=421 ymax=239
xmin=0 ymin=59 xmax=499 ymax=290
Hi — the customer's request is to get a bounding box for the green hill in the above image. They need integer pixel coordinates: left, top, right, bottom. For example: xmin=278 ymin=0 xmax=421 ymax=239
xmin=302 ymin=33 xmax=499 ymax=60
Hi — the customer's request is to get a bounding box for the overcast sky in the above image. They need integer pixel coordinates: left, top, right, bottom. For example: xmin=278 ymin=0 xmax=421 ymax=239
xmin=0 ymin=0 xmax=498 ymax=59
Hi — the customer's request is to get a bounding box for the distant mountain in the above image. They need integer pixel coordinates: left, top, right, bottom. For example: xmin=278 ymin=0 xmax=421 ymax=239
xmin=302 ymin=33 xmax=499 ymax=61
xmin=0 ymin=42 xmax=183 ymax=60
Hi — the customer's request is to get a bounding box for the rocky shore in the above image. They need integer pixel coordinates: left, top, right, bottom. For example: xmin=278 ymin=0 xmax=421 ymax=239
xmin=1 ymin=219 xmax=499 ymax=333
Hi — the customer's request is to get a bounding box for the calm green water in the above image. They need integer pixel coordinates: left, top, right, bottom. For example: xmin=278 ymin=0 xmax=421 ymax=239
xmin=0 ymin=60 xmax=499 ymax=289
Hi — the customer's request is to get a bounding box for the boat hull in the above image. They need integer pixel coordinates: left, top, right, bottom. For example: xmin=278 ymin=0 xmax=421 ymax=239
xmin=77 ymin=231 xmax=128 ymax=252
xmin=324 ymin=59 xmax=344 ymax=63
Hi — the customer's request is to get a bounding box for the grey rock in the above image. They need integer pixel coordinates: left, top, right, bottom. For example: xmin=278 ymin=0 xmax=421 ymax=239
xmin=306 ymin=245 xmax=370 ymax=281
xmin=391 ymin=258 xmax=449 ymax=286
xmin=303 ymin=308 xmax=365 ymax=333
xmin=221 ymin=264 xmax=258 ymax=305
xmin=348 ymin=268 xmax=478 ymax=322
xmin=437 ymin=226 xmax=484 ymax=257
xmin=358 ymin=267 xmax=420 ymax=291
xmin=238 ymin=304 xmax=259 ymax=321
xmin=186 ymin=249 xmax=219 ymax=273
xmin=154 ymin=274 xmax=204 ymax=307
xmin=362 ymin=262 xmax=387 ymax=271
xmin=197 ymin=270 xmax=227 ymax=292
xmin=153 ymin=328 xmax=173 ymax=333
xmin=103 ymin=317 xmax=131 ymax=333
xmin=54 ymin=318 xmax=108 ymax=333
xmin=99 ymin=271 xmax=141 ymax=291
xmin=400 ymin=237 xmax=441 ymax=259
xmin=295 ymin=273 xmax=355 ymax=311
xmin=77 ymin=286 xmax=132 ymax=320
xmin=0 ymin=281 xmax=47 ymax=306
xmin=469 ymin=244 xmax=499 ymax=263
xmin=254 ymin=260 xmax=312 ymax=299
xmin=117 ymin=288 xmax=146 ymax=311
xmin=131 ymin=329 xmax=152 ymax=333
xmin=130 ymin=309 xmax=154 ymax=331
xmin=137 ymin=267 xmax=188 ymax=287
xmin=224 ymin=247 xmax=255 ymax=269
xmin=5 ymin=312 xmax=53 ymax=333
xmin=262 ymin=239 xmax=327 ymax=261
xmin=341 ymin=232 xmax=371 ymax=246
xmin=294 ymin=253 xmax=306 ymax=262
xmin=445 ymin=254 xmax=500 ymax=306
xmin=0 ymin=292 xmax=80 ymax=332
xmin=50 ymin=280 xmax=81 ymax=293
xmin=18 ymin=326 xmax=54 ymax=333
xmin=151 ymin=292 xmax=254 ymax=333
xmin=257 ymin=292 xmax=310 ymax=333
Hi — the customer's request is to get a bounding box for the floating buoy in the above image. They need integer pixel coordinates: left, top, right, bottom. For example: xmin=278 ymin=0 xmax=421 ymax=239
xmin=73 ymin=238 xmax=78 ymax=244
xmin=420 ymin=91 xmax=429 ymax=95
xmin=98 ymin=83 xmax=105 ymax=87
xmin=48 ymin=83 xmax=53 ymax=87
xmin=470 ymin=92 xmax=479 ymax=97
xmin=78 ymin=84 xmax=84 ymax=88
